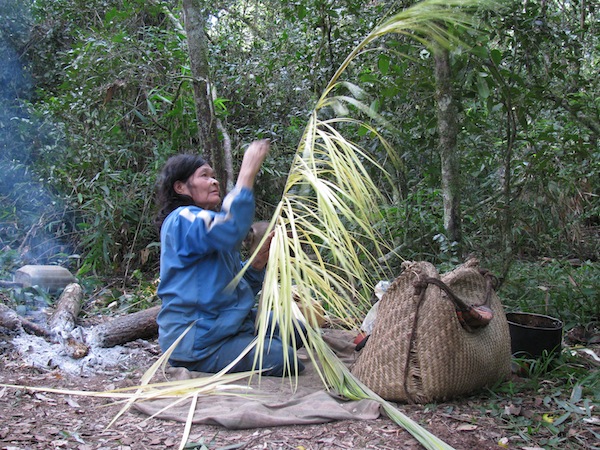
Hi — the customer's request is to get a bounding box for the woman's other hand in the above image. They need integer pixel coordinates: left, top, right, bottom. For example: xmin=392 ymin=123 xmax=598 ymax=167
xmin=250 ymin=230 xmax=274 ymax=270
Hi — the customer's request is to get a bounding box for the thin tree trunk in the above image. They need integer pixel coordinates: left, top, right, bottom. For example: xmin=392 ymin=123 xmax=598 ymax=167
xmin=433 ymin=45 xmax=462 ymax=249
xmin=213 ymin=87 xmax=235 ymax=193
xmin=182 ymin=0 xmax=230 ymax=192
xmin=499 ymin=77 xmax=517 ymax=285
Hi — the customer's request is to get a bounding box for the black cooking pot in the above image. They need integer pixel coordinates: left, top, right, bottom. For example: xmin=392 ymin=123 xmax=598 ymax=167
xmin=506 ymin=312 xmax=563 ymax=358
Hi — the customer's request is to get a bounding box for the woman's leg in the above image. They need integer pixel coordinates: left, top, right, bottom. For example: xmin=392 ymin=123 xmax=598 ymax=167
xmin=250 ymin=309 xmax=308 ymax=350
xmin=171 ymin=331 xmax=305 ymax=376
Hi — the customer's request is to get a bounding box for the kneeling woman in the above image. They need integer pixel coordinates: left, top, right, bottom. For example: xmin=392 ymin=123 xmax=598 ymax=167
xmin=155 ymin=140 xmax=304 ymax=376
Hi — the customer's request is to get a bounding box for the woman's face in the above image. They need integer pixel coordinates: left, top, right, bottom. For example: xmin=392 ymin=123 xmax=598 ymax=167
xmin=174 ymin=164 xmax=221 ymax=210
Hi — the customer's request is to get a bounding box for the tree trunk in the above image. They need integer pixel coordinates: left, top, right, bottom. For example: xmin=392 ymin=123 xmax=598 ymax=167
xmin=433 ymin=44 xmax=462 ymax=249
xmin=182 ymin=0 xmax=230 ymax=193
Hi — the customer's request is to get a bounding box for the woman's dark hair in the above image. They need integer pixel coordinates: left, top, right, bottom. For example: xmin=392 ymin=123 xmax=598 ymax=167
xmin=155 ymin=154 xmax=208 ymax=229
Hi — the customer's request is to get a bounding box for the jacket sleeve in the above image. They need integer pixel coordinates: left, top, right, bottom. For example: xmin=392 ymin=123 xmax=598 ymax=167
xmin=174 ymin=187 xmax=256 ymax=258
xmin=242 ymin=263 xmax=266 ymax=295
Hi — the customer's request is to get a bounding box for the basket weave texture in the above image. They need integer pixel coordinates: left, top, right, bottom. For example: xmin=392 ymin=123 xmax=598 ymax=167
xmin=351 ymin=260 xmax=511 ymax=403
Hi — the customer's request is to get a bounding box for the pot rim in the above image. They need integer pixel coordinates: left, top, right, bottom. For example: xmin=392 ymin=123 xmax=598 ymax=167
xmin=506 ymin=311 xmax=563 ymax=331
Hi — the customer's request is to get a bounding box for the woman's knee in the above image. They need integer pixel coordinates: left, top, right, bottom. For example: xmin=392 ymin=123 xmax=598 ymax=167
xmin=260 ymin=343 xmax=305 ymax=376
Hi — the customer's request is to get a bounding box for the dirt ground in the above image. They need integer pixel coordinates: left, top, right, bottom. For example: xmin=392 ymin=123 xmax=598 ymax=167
xmin=0 ymin=325 xmax=596 ymax=450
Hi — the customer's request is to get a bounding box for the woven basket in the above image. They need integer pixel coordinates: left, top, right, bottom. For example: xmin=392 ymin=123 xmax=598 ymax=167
xmin=351 ymin=259 xmax=511 ymax=403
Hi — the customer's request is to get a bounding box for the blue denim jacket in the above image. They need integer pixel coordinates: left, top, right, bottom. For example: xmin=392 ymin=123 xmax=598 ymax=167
xmin=157 ymin=187 xmax=265 ymax=362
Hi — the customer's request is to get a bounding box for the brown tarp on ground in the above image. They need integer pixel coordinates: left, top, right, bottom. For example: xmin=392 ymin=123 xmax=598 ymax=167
xmin=133 ymin=329 xmax=382 ymax=429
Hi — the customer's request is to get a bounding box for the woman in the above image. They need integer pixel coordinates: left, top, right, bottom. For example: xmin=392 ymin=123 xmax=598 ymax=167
xmin=155 ymin=139 xmax=304 ymax=376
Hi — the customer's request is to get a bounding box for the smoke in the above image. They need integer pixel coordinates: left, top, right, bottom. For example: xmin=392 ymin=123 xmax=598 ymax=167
xmin=0 ymin=2 xmax=72 ymax=265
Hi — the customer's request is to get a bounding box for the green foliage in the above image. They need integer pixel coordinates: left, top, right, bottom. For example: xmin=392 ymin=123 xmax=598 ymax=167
xmin=83 ymin=272 xmax=159 ymax=315
xmin=9 ymin=285 xmax=53 ymax=312
xmin=9 ymin=0 xmax=190 ymax=274
xmin=455 ymin=0 xmax=600 ymax=264
xmin=0 ymin=249 xmax=22 ymax=280
xmin=499 ymin=259 xmax=599 ymax=327
xmin=483 ymin=259 xmax=599 ymax=449
xmin=0 ymin=0 xmax=597 ymax=282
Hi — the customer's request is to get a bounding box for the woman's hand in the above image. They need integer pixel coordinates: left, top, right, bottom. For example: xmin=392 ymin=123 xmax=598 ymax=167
xmin=236 ymin=139 xmax=270 ymax=190
xmin=250 ymin=230 xmax=274 ymax=270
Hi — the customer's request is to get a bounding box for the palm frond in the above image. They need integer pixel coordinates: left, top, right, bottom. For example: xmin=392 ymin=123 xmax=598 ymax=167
xmin=325 ymin=0 xmax=492 ymax=93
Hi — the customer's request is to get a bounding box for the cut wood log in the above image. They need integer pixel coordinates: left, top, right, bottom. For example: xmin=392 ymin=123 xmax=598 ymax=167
xmin=47 ymin=282 xmax=89 ymax=359
xmin=88 ymin=305 xmax=160 ymax=348
xmin=48 ymin=283 xmax=83 ymax=334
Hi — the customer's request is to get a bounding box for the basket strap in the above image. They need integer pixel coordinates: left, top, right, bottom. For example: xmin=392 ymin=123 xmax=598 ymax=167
xmin=414 ymin=270 xmax=497 ymax=331
xmin=402 ymin=279 xmax=430 ymax=403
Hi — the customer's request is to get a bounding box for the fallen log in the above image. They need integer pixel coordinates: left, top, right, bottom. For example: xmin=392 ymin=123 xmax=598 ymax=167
xmin=88 ymin=305 xmax=160 ymax=348
xmin=2 ymin=286 xmax=160 ymax=355
xmin=0 ymin=280 xmax=23 ymax=288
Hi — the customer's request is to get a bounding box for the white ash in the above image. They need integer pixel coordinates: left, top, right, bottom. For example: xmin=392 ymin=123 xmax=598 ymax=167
xmin=12 ymin=332 xmax=153 ymax=377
